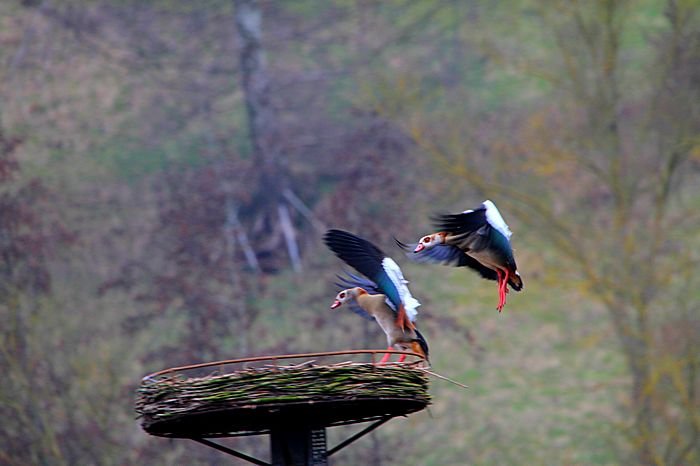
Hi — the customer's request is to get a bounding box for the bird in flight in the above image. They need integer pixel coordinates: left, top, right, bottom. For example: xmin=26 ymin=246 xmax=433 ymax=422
xmin=397 ymin=200 xmax=522 ymax=312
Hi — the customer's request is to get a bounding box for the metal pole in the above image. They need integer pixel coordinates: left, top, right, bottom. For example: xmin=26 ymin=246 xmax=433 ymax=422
xmin=327 ymin=416 xmax=392 ymax=457
xmin=270 ymin=427 xmax=327 ymax=466
xmin=191 ymin=438 xmax=270 ymax=466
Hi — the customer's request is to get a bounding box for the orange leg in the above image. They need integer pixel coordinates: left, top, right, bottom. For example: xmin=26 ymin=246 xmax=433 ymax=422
xmin=495 ymin=270 xmax=504 ymax=312
xmin=398 ymin=354 xmax=407 ymax=363
xmin=379 ymin=347 xmax=392 ymax=364
xmin=502 ymin=271 xmax=508 ymax=309
xmin=498 ymin=269 xmax=510 ymax=311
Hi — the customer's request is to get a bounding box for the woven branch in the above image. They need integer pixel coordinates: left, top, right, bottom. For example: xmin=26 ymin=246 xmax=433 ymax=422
xmin=136 ymin=362 xmax=430 ymax=435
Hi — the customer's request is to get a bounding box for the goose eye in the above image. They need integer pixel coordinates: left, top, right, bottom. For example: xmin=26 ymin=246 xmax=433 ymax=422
xmin=422 ymin=237 xmax=430 ymax=243
xmin=339 ymin=292 xmax=346 ymax=299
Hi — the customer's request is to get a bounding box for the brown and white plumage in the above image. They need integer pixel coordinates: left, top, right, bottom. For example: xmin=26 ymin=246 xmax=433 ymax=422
xmin=325 ymin=229 xmax=429 ymax=362
xmin=331 ymin=286 xmax=429 ymax=361
xmin=398 ymin=200 xmax=523 ymax=312
xmin=324 ymin=229 xmax=420 ymax=331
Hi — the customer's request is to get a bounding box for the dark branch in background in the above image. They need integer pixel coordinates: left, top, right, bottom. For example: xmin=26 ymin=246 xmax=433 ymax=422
xmin=225 ymin=197 xmax=260 ymax=272
xmin=234 ymin=0 xmax=307 ymax=272
xmin=234 ymin=0 xmax=276 ymax=172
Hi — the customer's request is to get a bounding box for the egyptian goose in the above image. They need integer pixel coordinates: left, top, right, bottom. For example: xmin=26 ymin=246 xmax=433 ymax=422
xmin=324 ymin=229 xmax=429 ymax=363
xmin=397 ymin=200 xmax=523 ymax=312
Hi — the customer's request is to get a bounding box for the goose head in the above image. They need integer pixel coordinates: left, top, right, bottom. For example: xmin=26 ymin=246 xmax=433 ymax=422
xmin=330 ymin=287 xmax=360 ymax=309
xmin=414 ymin=232 xmax=446 ymax=253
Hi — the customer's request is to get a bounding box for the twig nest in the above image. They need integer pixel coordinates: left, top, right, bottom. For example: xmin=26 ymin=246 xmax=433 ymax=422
xmin=136 ymin=362 xmax=431 ymax=438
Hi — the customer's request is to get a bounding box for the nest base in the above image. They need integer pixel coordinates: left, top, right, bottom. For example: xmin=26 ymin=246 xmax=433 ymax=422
xmin=143 ymin=396 xmax=427 ymax=438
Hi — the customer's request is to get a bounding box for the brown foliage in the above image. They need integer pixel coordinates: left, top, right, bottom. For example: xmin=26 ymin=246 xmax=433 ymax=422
xmin=0 ymin=130 xmax=75 ymax=296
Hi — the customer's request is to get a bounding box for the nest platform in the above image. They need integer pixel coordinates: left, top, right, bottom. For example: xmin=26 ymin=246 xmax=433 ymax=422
xmin=136 ymin=350 xmax=431 ymax=440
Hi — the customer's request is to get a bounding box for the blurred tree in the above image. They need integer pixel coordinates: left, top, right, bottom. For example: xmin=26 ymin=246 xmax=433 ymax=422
xmin=0 ymin=130 xmax=79 ymax=465
xmin=234 ymin=0 xmax=299 ymax=271
xmin=7 ymin=0 xmax=679 ymax=463
xmin=380 ymin=0 xmax=700 ymax=464
xmin=103 ymin=161 xmax=271 ymax=363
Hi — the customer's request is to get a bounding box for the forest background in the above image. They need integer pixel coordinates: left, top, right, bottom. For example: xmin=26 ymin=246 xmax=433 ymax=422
xmin=1 ymin=1 xmax=699 ymax=465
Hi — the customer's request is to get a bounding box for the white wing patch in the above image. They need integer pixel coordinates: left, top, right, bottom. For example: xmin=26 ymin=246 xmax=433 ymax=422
xmin=381 ymin=257 xmax=421 ymax=322
xmin=483 ymin=199 xmax=512 ymax=239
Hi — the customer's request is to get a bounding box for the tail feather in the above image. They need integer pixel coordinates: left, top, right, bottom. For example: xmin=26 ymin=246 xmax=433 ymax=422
xmin=414 ymin=328 xmax=430 ymax=362
xmin=508 ymin=272 xmax=523 ymax=291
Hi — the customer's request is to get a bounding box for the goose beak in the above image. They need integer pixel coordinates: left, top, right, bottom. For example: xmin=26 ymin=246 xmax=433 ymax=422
xmin=330 ymin=300 xmax=342 ymax=309
xmin=414 ymin=244 xmax=425 ymax=253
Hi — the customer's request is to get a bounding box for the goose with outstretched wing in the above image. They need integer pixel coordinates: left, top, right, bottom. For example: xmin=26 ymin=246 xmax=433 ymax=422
xmin=397 ymin=200 xmax=522 ymax=312
xmin=324 ymin=229 xmax=429 ymax=363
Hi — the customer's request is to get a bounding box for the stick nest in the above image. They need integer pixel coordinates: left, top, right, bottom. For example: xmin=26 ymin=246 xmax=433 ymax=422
xmin=136 ymin=362 xmax=431 ymax=437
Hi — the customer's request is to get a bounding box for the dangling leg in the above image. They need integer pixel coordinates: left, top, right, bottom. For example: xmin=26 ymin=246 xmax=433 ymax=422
xmin=498 ymin=270 xmax=508 ymax=311
xmin=398 ymin=354 xmax=407 ymax=363
xmin=496 ymin=269 xmax=505 ymax=312
xmin=379 ymin=347 xmax=392 ymax=364
xmin=501 ymin=269 xmax=510 ymax=308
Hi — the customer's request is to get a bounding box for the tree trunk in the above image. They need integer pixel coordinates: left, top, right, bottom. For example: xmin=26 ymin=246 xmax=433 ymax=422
xmin=608 ymin=301 xmax=655 ymax=465
xmin=234 ymin=0 xmax=300 ymax=272
xmin=630 ymin=311 xmax=655 ymax=465
xmin=234 ymin=0 xmax=289 ymax=197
